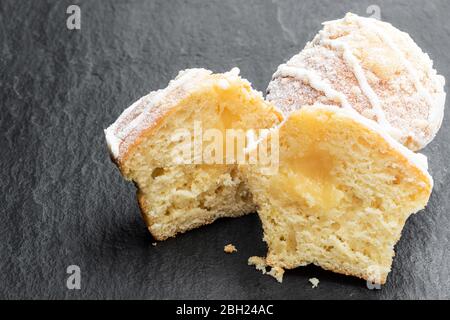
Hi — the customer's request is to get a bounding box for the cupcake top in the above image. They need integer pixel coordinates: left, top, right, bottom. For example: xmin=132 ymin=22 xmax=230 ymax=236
xmin=267 ymin=12 xmax=446 ymax=151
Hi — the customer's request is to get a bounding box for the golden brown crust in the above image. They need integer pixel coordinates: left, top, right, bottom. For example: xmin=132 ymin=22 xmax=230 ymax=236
xmin=137 ymin=188 xmax=252 ymax=241
xmin=136 ymin=191 xmax=160 ymax=239
xmin=266 ymin=254 xmax=387 ymax=284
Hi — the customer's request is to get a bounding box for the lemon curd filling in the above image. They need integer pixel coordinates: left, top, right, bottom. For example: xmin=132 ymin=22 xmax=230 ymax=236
xmin=271 ymin=146 xmax=344 ymax=210
xmin=290 ymin=148 xmax=342 ymax=209
xmin=268 ymin=110 xmax=345 ymax=210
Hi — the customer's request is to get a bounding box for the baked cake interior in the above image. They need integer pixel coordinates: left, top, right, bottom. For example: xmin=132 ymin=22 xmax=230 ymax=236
xmin=120 ymin=74 xmax=281 ymax=240
xmin=244 ymin=105 xmax=432 ymax=283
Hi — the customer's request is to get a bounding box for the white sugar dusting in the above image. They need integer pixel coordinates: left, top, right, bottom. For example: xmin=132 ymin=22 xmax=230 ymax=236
xmin=274 ymin=64 xmax=353 ymax=111
xmin=104 ymin=68 xmax=243 ymax=160
xmin=269 ymin=12 xmax=445 ymax=150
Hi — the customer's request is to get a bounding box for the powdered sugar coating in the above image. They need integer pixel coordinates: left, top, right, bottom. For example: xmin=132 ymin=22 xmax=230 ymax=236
xmin=105 ymin=68 xmax=212 ymax=160
xmin=105 ymin=68 xmax=243 ymax=161
xmin=267 ymin=13 xmax=446 ymax=151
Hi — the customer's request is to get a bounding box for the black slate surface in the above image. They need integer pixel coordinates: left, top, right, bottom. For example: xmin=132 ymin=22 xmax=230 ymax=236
xmin=1 ymin=0 xmax=449 ymax=300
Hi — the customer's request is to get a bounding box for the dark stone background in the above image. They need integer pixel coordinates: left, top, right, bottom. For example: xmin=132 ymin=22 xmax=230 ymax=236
xmin=0 ymin=0 xmax=449 ymax=299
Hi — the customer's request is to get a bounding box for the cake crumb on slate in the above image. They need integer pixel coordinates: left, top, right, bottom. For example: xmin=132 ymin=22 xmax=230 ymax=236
xmin=309 ymin=278 xmax=320 ymax=288
xmin=224 ymin=244 xmax=237 ymax=253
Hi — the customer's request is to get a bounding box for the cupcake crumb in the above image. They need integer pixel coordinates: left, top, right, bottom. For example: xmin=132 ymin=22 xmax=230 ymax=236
xmin=309 ymin=277 xmax=320 ymax=288
xmin=224 ymin=244 xmax=237 ymax=254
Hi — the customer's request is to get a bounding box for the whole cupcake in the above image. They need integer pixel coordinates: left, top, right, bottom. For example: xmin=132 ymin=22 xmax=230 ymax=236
xmin=267 ymin=12 xmax=446 ymax=151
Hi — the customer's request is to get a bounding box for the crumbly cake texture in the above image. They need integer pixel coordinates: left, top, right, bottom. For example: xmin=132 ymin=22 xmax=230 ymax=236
xmin=242 ymin=104 xmax=432 ymax=284
xmin=105 ymin=68 xmax=282 ymax=240
xmin=309 ymin=278 xmax=320 ymax=288
xmin=267 ymin=12 xmax=446 ymax=151
xmin=248 ymin=256 xmax=285 ymax=283
xmin=224 ymin=244 xmax=237 ymax=254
